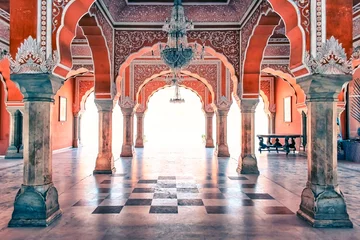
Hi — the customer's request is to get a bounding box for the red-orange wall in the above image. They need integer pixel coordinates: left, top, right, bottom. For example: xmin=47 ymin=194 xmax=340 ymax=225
xmin=0 ymin=80 xmax=10 ymax=155
xmin=274 ymin=77 xmax=301 ymax=135
xmin=51 ymin=78 xmax=74 ymax=151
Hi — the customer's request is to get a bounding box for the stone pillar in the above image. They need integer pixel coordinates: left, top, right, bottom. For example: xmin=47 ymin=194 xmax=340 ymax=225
xmin=94 ymin=100 xmax=115 ymax=174
xmin=135 ymin=112 xmax=144 ymax=148
xmin=121 ymin=106 xmax=134 ymax=157
xmin=5 ymin=107 xmax=24 ymax=159
xmin=216 ymin=109 xmax=230 ymax=157
xmin=269 ymin=112 xmax=276 ymax=134
xmin=8 ymin=73 xmax=63 ymax=227
xmin=296 ymin=104 xmax=308 ymax=155
xmin=237 ymin=99 xmax=259 ymax=174
xmin=72 ymin=113 xmax=80 ymax=148
xmin=296 ymin=74 xmax=352 ymax=228
xmin=205 ymin=111 xmax=214 ymax=148
xmin=78 ymin=114 xmax=82 ymax=146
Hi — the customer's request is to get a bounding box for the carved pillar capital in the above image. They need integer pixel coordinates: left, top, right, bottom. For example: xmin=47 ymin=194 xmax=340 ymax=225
xmin=6 ymin=106 xmax=24 ymax=115
xmin=217 ymin=109 xmax=229 ymax=117
xmin=216 ymin=96 xmax=232 ymax=114
xmin=297 ymin=74 xmax=351 ymax=102
xmin=10 ymin=73 xmax=64 ymax=102
xmin=205 ymin=111 xmax=214 ymax=118
xmin=296 ymin=103 xmax=308 ymax=115
xmin=240 ymin=98 xmax=259 ymax=113
xmin=121 ymin=106 xmax=134 ymax=115
xmin=94 ymin=99 xmax=114 ymax=112
xmin=135 ymin=111 xmax=144 ymax=118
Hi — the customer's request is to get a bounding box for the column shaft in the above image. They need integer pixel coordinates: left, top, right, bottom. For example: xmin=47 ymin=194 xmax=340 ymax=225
xmin=296 ymin=74 xmax=352 ymax=228
xmin=94 ymin=100 xmax=115 ymax=174
xmin=205 ymin=112 xmax=214 ymax=148
xmin=9 ymin=73 xmax=63 ymax=227
xmin=297 ymin=100 xmax=352 ymax=227
xmin=72 ymin=114 xmax=80 ymax=148
xmin=216 ymin=109 xmax=230 ymax=157
xmin=121 ymin=107 xmax=134 ymax=157
xmin=135 ymin=112 xmax=144 ymax=148
xmin=238 ymin=99 xmax=259 ymax=174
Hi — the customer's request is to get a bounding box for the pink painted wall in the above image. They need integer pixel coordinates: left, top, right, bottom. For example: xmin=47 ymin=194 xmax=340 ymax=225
xmin=274 ymin=77 xmax=301 ymax=136
xmin=51 ymin=78 xmax=74 ymax=151
xmin=0 ymin=80 xmax=10 ymax=155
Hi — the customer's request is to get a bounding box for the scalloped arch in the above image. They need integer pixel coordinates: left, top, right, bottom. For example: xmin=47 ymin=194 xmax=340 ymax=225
xmin=262 ymin=67 xmax=306 ymax=105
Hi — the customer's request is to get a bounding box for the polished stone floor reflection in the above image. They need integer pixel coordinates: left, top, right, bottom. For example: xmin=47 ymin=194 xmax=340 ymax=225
xmin=0 ymin=145 xmax=360 ymax=239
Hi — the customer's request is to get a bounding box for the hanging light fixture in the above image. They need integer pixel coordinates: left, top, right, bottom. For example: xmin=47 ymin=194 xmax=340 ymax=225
xmin=169 ymin=81 xmax=185 ymax=104
xmin=160 ymin=0 xmax=204 ymax=75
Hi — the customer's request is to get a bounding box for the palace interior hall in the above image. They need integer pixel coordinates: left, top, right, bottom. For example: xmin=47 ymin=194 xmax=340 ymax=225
xmin=1 ymin=0 xmax=360 ymax=239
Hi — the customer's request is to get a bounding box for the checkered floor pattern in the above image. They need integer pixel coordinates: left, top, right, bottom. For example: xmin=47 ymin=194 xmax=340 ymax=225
xmin=72 ymin=174 xmax=294 ymax=215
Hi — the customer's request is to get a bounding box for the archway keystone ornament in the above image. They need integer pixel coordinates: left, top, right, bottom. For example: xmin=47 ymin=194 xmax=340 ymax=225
xmin=297 ymin=36 xmax=353 ymax=228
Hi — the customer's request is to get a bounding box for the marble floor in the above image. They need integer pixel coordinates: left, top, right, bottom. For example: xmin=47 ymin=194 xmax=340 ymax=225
xmin=0 ymin=144 xmax=360 ymax=239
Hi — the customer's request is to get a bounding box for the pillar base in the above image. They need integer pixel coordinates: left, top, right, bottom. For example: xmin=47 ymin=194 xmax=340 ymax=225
xmin=94 ymin=155 xmax=115 ymax=174
xmin=297 ymin=187 xmax=353 ymax=228
xmin=121 ymin=145 xmax=134 ymax=157
xmin=72 ymin=139 xmax=80 ymax=148
xmin=237 ymin=155 xmax=259 ymax=175
xmin=93 ymin=168 xmax=116 ymax=174
xmin=8 ymin=184 xmax=62 ymax=227
xmin=5 ymin=146 xmax=23 ymax=159
xmin=135 ymin=140 xmax=144 ymax=148
xmin=217 ymin=144 xmax=230 ymax=157
xmin=205 ymin=139 xmax=214 ymax=148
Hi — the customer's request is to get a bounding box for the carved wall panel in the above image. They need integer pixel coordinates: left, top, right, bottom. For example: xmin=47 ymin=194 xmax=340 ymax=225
xmin=114 ymin=30 xmax=240 ymax=79
xmin=101 ymin=0 xmax=253 ymax=23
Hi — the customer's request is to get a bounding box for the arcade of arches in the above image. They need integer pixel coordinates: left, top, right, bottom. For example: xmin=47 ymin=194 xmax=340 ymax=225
xmin=0 ymin=0 xmax=360 ymax=238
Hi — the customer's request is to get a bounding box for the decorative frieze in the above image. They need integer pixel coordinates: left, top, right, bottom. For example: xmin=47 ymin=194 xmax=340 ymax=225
xmin=52 ymin=0 xmax=71 ymax=33
xmin=292 ymin=0 xmax=310 ymax=33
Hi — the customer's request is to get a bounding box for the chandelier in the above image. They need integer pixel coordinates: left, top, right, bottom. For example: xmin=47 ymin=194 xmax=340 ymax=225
xmin=169 ymin=80 xmax=185 ymax=104
xmin=160 ymin=0 xmax=203 ymax=72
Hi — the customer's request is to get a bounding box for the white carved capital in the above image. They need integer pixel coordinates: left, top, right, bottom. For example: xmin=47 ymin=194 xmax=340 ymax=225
xmin=305 ymin=36 xmax=352 ymax=75
xmin=4 ymin=36 xmax=58 ymax=74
